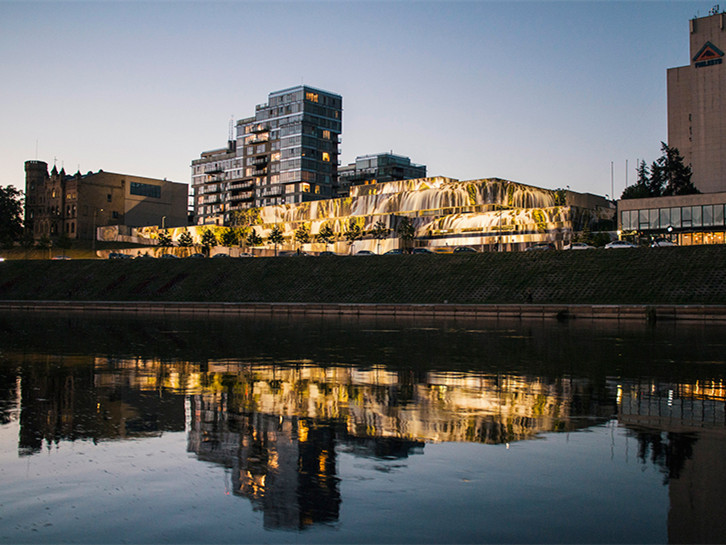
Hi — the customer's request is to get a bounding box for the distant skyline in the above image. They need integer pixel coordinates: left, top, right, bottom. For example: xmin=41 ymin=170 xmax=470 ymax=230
xmin=0 ymin=1 xmax=716 ymax=198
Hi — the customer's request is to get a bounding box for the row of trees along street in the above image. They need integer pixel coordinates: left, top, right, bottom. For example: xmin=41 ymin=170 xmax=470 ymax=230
xmin=159 ymin=217 xmax=415 ymax=256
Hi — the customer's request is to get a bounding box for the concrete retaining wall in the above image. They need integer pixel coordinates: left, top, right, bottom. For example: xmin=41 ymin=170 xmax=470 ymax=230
xmin=2 ymin=300 xmax=725 ymax=322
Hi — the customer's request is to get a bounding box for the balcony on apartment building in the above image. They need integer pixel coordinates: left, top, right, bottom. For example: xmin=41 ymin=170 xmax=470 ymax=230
xmin=228 ymin=180 xmax=254 ymax=191
xmin=259 ymin=186 xmax=282 ymax=198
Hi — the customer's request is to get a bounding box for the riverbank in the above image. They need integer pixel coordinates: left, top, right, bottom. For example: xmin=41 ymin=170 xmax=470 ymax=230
xmin=1 ymin=246 xmax=725 ymax=308
xmin=1 ymin=299 xmax=725 ymax=322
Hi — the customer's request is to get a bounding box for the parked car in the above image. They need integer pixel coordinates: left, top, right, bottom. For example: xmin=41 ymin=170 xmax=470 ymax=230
xmin=160 ymin=253 xmax=180 ymax=259
xmin=108 ymin=252 xmax=132 ymax=260
xmin=384 ymin=249 xmax=404 ymax=255
xmin=651 ymin=238 xmax=676 ymax=247
xmin=211 ymin=253 xmax=230 ymax=258
xmin=318 ymin=251 xmax=338 ymax=256
xmin=412 ymin=248 xmax=434 ymax=254
xmin=51 ymin=255 xmax=71 ymax=260
xmin=563 ymin=242 xmax=595 ymax=250
xmin=189 ymin=253 xmax=206 ymax=259
xmin=604 ymin=240 xmax=638 ymax=249
xmin=525 ymin=243 xmax=555 ymax=251
xmin=453 ymin=246 xmax=477 ymax=253
xmin=355 ymin=250 xmax=375 ymax=256
xmin=237 ymin=252 xmax=254 ymax=258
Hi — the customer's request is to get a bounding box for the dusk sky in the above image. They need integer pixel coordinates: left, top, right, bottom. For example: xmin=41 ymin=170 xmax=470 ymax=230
xmin=0 ymin=1 xmax=716 ymax=198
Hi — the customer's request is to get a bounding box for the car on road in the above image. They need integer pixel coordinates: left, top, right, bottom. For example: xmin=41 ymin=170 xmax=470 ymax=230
xmin=355 ymin=250 xmax=375 ymax=256
xmin=318 ymin=251 xmax=338 ymax=256
xmin=525 ymin=243 xmax=555 ymax=251
xmin=412 ymin=248 xmax=434 ymax=254
xmin=52 ymin=255 xmax=71 ymax=260
xmin=651 ymin=238 xmax=676 ymax=247
xmin=160 ymin=253 xmax=180 ymax=259
xmin=604 ymin=240 xmax=638 ymax=249
xmin=237 ymin=252 xmax=254 ymax=257
xmin=563 ymin=242 xmax=595 ymax=250
xmin=189 ymin=253 xmax=206 ymax=259
xmin=212 ymin=253 xmax=230 ymax=258
xmin=108 ymin=252 xmax=132 ymax=260
xmin=453 ymin=246 xmax=477 ymax=253
xmin=384 ymin=249 xmax=404 ymax=255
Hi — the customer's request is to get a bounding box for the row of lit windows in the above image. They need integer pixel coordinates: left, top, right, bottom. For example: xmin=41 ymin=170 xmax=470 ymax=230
xmin=621 ymin=203 xmax=726 ymax=231
xmin=679 ymin=232 xmax=725 ymax=245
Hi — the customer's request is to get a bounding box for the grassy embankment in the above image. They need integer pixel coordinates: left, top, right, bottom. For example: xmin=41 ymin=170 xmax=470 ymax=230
xmin=1 ymin=246 xmax=725 ymax=305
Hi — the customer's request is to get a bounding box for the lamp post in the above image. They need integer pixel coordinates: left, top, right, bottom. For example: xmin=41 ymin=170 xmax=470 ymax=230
xmin=92 ymin=208 xmax=103 ymax=256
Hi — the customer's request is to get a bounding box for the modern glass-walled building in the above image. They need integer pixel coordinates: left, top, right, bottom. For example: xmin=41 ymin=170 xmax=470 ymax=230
xmin=192 ymin=86 xmax=342 ymax=225
xmin=618 ymin=192 xmax=726 ymax=245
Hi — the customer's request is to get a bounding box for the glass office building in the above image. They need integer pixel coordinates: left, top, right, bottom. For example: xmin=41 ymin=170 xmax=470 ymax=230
xmin=192 ymin=86 xmax=342 ymax=225
xmin=618 ymin=192 xmax=726 ymax=245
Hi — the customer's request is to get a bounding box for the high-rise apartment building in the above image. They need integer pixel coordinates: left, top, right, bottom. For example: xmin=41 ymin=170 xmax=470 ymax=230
xmin=668 ymin=10 xmax=726 ymax=193
xmin=337 ymin=153 xmax=426 ymax=196
xmin=192 ymin=85 xmax=342 ymax=225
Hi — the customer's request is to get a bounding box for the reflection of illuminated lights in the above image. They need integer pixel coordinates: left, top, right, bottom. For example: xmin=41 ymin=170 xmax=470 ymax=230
xmin=268 ymin=451 xmax=279 ymax=470
xmin=668 ymin=389 xmax=674 ymax=407
xmin=298 ymin=421 xmax=308 ymax=442
xmin=616 ymin=384 xmax=622 ymax=405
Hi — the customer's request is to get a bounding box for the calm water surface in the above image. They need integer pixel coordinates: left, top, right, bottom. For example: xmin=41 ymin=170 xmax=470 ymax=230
xmin=0 ymin=312 xmax=725 ymax=544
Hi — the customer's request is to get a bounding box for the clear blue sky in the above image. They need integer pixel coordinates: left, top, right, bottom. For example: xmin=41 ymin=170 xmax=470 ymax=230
xmin=0 ymin=1 xmax=715 ymax=198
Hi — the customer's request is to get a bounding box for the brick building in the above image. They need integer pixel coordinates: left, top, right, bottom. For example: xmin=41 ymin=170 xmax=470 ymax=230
xmin=24 ymin=160 xmax=188 ymax=240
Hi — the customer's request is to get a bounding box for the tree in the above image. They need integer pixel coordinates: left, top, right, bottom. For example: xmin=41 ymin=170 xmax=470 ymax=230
xmin=36 ymin=235 xmax=51 ymax=259
xmin=247 ymin=229 xmax=263 ymax=248
xmin=397 ymin=216 xmax=415 ymax=253
xmin=294 ymin=224 xmax=310 ymax=253
xmin=157 ymin=231 xmax=173 ymax=252
xmin=371 ymin=220 xmax=390 ymax=254
xmin=660 ymin=143 xmax=699 ymax=196
xmin=20 ymin=231 xmax=35 ymax=258
xmin=315 ymin=223 xmax=336 ymax=251
xmin=343 ymin=219 xmax=362 ymax=254
xmin=220 ymin=228 xmax=239 ymax=251
xmin=0 ymin=185 xmax=24 ymax=248
xmin=267 ymin=225 xmax=284 ymax=256
xmin=55 ymin=232 xmax=72 ymax=257
xmin=621 ymin=160 xmax=652 ymax=199
xmin=178 ymin=230 xmax=194 ymax=247
xmin=621 ymin=144 xmax=700 ymax=200
xmin=200 ymin=228 xmax=218 ymax=255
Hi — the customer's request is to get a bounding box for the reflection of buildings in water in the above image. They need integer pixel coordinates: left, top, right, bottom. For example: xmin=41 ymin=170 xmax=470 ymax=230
xmin=183 ymin=365 xmax=614 ymax=530
xmin=187 ymin=394 xmax=341 ymax=530
xmin=613 ymin=379 xmax=726 ymax=545
xmin=8 ymin=354 xmax=187 ymax=455
xmin=198 ymin=363 xmax=614 ymax=444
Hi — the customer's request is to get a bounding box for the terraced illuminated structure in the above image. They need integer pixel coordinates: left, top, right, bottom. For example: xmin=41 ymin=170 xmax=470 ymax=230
xmin=241 ymin=176 xmax=613 ymax=253
xmin=127 ymin=175 xmax=614 ymax=253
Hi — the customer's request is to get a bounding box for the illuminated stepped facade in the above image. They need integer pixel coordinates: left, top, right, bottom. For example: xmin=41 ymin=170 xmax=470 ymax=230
xmin=237 ymin=176 xmax=613 ymax=252
xmin=141 ymin=176 xmax=613 ymax=253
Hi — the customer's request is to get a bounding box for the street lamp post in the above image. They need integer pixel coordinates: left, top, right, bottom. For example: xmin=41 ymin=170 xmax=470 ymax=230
xmin=92 ymin=208 xmax=103 ymax=256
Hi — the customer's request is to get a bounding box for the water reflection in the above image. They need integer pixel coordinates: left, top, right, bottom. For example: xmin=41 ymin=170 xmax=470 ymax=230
xmin=0 ymin=312 xmax=725 ymax=541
